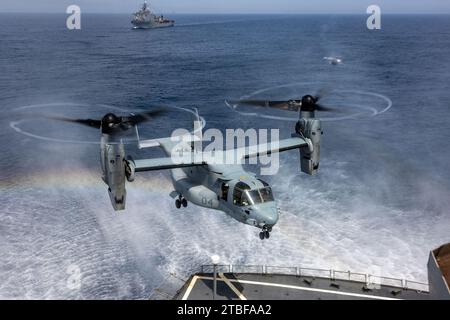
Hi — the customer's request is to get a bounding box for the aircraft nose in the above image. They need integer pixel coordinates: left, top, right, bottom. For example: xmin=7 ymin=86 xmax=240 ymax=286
xmin=265 ymin=210 xmax=279 ymax=226
xmin=254 ymin=204 xmax=279 ymax=227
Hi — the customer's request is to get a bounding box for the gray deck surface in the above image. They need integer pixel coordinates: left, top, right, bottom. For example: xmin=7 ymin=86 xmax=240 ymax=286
xmin=174 ymin=273 xmax=430 ymax=300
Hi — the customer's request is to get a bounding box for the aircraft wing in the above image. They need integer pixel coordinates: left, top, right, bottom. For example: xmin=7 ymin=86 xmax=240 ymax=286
xmin=227 ymin=136 xmax=310 ymax=160
xmin=132 ymin=137 xmax=308 ymax=172
xmin=133 ymin=157 xmax=206 ymax=172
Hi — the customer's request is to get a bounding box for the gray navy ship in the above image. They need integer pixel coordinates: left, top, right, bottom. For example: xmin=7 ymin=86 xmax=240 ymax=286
xmin=131 ymin=1 xmax=175 ymax=29
xmin=151 ymin=243 xmax=450 ymax=300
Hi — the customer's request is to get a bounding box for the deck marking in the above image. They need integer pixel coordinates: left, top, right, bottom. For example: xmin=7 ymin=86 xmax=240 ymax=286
xmin=196 ymin=276 xmax=400 ymax=300
xmin=182 ymin=275 xmax=199 ymax=300
xmin=219 ymin=273 xmax=248 ymax=300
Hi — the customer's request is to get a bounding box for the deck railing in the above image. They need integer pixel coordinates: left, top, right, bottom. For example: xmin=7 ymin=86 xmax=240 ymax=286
xmin=200 ymin=264 xmax=429 ymax=292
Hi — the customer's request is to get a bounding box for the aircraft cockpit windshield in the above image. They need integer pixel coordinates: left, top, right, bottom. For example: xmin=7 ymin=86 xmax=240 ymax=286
xmin=233 ymin=182 xmax=274 ymax=207
xmin=247 ymin=188 xmax=274 ymax=205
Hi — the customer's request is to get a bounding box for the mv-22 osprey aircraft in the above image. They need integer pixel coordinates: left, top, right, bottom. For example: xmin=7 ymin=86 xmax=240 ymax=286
xmin=53 ymin=94 xmax=332 ymax=239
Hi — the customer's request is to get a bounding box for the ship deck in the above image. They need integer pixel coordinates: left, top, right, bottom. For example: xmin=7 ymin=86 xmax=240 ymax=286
xmin=174 ymin=273 xmax=430 ymax=300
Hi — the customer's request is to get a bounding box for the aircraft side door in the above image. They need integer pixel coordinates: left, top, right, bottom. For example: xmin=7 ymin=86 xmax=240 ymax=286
xmin=221 ymin=182 xmax=229 ymax=202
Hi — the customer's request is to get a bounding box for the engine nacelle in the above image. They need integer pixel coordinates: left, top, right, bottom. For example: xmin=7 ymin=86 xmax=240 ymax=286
xmin=101 ymin=137 xmax=127 ymax=211
xmin=295 ymin=118 xmax=322 ymax=175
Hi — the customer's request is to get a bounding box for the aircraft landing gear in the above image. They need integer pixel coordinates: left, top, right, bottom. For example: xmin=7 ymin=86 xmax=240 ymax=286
xmin=259 ymin=231 xmax=270 ymax=240
xmin=175 ymin=196 xmax=188 ymax=209
xmin=259 ymin=226 xmax=271 ymax=240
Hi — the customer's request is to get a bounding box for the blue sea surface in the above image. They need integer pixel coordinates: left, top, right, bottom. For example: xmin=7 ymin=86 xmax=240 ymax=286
xmin=0 ymin=14 xmax=450 ymax=299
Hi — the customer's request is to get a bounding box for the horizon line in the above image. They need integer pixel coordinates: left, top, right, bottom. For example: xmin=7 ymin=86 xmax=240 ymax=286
xmin=1 ymin=11 xmax=450 ymax=15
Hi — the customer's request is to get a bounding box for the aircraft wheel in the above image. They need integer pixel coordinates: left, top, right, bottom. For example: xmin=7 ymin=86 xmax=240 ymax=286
xmin=264 ymin=231 xmax=270 ymax=239
xmin=182 ymin=198 xmax=188 ymax=208
xmin=259 ymin=232 xmax=265 ymax=240
xmin=175 ymin=199 xmax=181 ymax=209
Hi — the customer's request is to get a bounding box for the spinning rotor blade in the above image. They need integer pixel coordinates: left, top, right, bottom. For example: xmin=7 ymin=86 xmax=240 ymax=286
xmin=46 ymin=115 xmax=102 ymax=129
xmin=235 ymin=100 xmax=300 ymax=111
xmin=43 ymin=107 xmax=169 ymax=134
xmin=315 ymin=103 xmax=338 ymax=112
xmin=234 ymin=90 xmax=341 ymax=113
xmin=236 ymin=100 xmax=290 ymax=108
xmin=122 ymin=109 xmax=168 ymax=126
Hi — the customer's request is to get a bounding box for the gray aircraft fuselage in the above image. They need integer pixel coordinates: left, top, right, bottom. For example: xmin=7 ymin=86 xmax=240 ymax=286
xmin=171 ymin=163 xmax=279 ymax=231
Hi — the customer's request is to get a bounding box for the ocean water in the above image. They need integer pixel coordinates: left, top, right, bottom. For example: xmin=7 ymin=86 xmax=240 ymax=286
xmin=0 ymin=14 xmax=450 ymax=299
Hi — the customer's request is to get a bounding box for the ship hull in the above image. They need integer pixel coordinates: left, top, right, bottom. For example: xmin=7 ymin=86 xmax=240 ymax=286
xmin=131 ymin=21 xmax=175 ymax=29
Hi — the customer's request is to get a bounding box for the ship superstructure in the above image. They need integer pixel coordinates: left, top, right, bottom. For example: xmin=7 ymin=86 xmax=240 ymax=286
xmin=132 ymin=1 xmax=175 ymax=29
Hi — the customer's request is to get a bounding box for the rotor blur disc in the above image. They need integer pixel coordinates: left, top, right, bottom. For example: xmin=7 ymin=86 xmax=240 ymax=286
xmin=225 ymin=82 xmax=392 ymax=122
xmin=10 ymin=102 xmax=206 ymax=145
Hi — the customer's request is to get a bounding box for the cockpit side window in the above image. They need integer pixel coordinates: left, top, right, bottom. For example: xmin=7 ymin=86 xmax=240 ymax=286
xmin=233 ymin=188 xmax=242 ymax=205
xmin=234 ymin=190 xmax=251 ymax=207
xmin=240 ymin=192 xmax=251 ymax=207
xmin=233 ymin=182 xmax=251 ymax=206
